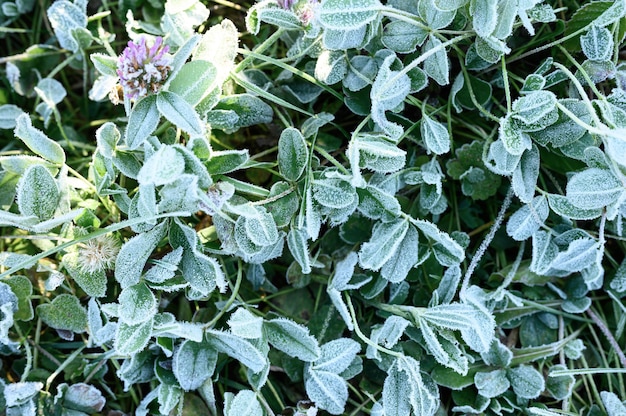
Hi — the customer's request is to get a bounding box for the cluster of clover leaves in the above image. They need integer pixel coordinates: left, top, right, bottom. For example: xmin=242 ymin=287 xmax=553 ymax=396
xmin=2 ymin=0 xmax=626 ymax=415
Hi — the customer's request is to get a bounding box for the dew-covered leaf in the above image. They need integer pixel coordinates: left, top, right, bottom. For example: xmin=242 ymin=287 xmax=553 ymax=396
xmin=312 ymin=338 xmax=361 ymax=374
xmin=506 ymin=195 xmax=549 ymax=241
xmin=566 ymin=168 xmax=624 ymax=209
xmin=305 ymin=368 xmax=348 ymax=415
xmin=421 ymin=113 xmax=451 ymax=155
xmin=14 ymin=113 xmax=65 ymax=164
xmin=37 ymin=294 xmax=87 ymax=333
xmin=265 ymin=318 xmax=320 ymax=362
xmin=358 ymin=219 xmax=408 ymax=271
xmin=172 ymin=340 xmax=217 ymax=391
xmin=318 ymin=0 xmax=381 ymax=30
xmin=118 ymin=282 xmax=157 ymax=325
xmin=278 ymin=127 xmax=308 ymax=182
xmin=114 ymin=318 xmax=153 ymax=356
xmin=115 ymin=221 xmax=167 ymax=289
xmin=125 ymin=95 xmax=159 ymax=150
xmin=205 ymin=329 xmax=266 ymax=373
xmin=507 ymin=365 xmax=545 ymax=399
xmin=16 ymin=164 xmax=59 ymax=221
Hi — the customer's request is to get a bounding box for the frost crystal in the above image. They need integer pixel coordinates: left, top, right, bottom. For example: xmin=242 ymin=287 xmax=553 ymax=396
xmin=78 ymin=234 xmax=120 ymax=274
xmin=117 ymin=37 xmax=171 ymax=100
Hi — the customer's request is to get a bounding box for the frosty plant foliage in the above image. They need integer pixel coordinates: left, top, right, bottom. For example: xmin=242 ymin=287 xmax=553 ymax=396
xmin=3 ymin=0 xmax=626 ymax=415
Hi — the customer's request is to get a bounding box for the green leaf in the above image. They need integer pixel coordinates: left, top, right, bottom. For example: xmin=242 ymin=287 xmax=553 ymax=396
xmin=137 ymin=145 xmax=186 ymax=186
xmin=499 ymin=114 xmax=532 ymax=156
xmin=16 ymin=165 xmax=59 ymax=221
xmin=167 ymin=60 xmax=218 ymax=106
xmin=370 ymin=55 xmax=411 ymax=140
xmin=423 ymin=35 xmax=450 ymax=86
xmin=358 ymin=219 xmax=409 ymax=271
xmin=287 ymin=228 xmax=312 ymax=274
xmin=265 ymin=318 xmax=320 ymax=362
xmin=125 ymin=95 xmax=159 ymax=150
xmin=278 ymin=128 xmax=309 ymax=181
xmin=548 ymin=194 xmax=602 ymax=220
xmin=566 ymin=168 xmax=624 ymax=209
xmin=224 ymin=390 xmax=263 ymax=416
xmin=422 ymin=303 xmax=495 ymax=352
xmin=14 ymin=113 xmax=65 ymax=164
xmin=173 ymin=340 xmax=217 ymax=391
xmin=57 ymin=383 xmax=106 ymax=413
xmin=356 ymin=185 xmax=401 ymax=222
xmin=115 ymin=221 xmax=168 ymax=289
xmin=47 ymin=0 xmax=87 ymax=52
xmin=512 ymin=144 xmax=540 ymax=203
xmin=305 ymin=368 xmax=348 ymax=415
xmin=157 ymin=91 xmax=205 ymax=137
xmin=37 ymin=294 xmax=87 ymax=333
xmin=118 ymin=282 xmax=157 ymax=325
xmin=564 ymin=1 xmax=626 ymax=50
xmin=581 ymin=25 xmax=614 ymax=61
xmin=600 ymin=391 xmax=626 ymax=416
xmin=383 ymin=361 xmax=412 ymax=416
xmin=63 ymin=251 xmax=107 ymax=298
xmin=506 ymin=195 xmax=549 ymax=241
xmin=381 ymin=20 xmax=427 ymax=53
xmin=410 ymin=218 xmax=465 ymax=265
xmin=205 ymin=149 xmax=250 ymax=175
xmin=318 ymin=0 xmax=381 ymax=30
xmin=228 ymin=308 xmax=263 ymax=339
xmin=90 ymin=53 xmax=118 ymax=77
xmin=471 ymin=0 xmax=498 ymax=38
xmin=115 ymin=318 xmax=154 ymax=356
xmin=546 ymin=364 xmax=575 ymax=400
xmin=475 ymin=369 xmax=510 ymax=398
xmin=312 ymin=338 xmax=361 ymax=374
xmin=507 ymin=365 xmax=545 ymax=399
xmin=312 ymin=177 xmax=357 ymax=209
xmin=380 ymin=224 xmax=419 ymax=283
xmin=214 ymin=94 xmax=273 ymax=133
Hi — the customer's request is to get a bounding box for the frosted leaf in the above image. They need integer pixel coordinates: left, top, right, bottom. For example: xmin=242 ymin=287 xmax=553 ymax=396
xmin=322 ymin=26 xmax=367 ymax=51
xmin=329 ymin=252 xmax=358 ymax=291
xmin=471 ymin=0 xmax=498 ymax=38
xmin=172 ymin=340 xmax=217 ymax=391
xmin=475 ymin=34 xmax=509 ymax=63
xmin=507 ymin=365 xmax=545 ymax=399
xmin=265 ymin=318 xmax=320 ymax=362
xmin=14 ymin=113 xmax=65 ymax=164
xmin=4 ymin=381 xmax=43 ymax=407
xmin=137 ymin=146 xmax=185 ymax=186
xmin=225 ymin=390 xmax=263 ymax=416
xmin=161 ymin=0 xmax=209 ymax=47
xmin=423 ymin=35 xmax=450 ymax=86
xmin=383 ymin=361 xmax=412 ymax=416
xmin=228 ymin=308 xmax=263 ymax=339
xmin=422 ymin=303 xmax=495 ymax=352
xmin=242 ymin=207 xmax=279 ymax=247
xmin=358 ymin=219 xmax=409 ymax=271
xmin=115 ymin=221 xmax=167 ymax=288
xmin=315 ymin=50 xmax=348 ymax=85
xmin=205 ymin=329 xmax=266 ymax=373
xmin=312 ymin=338 xmax=361 ymax=374
xmin=62 ymin=251 xmax=107 ymax=298
xmin=370 ymin=55 xmax=411 ymax=140
xmin=548 ymin=194 xmax=602 ymax=220
xmin=36 ymin=294 xmax=87 ymax=333
xmin=530 ymin=230 xmax=558 ymax=274
xmin=347 ymin=133 xmax=406 ymax=186
xmin=499 ymin=114 xmax=532 ymax=156
xmin=550 ymin=237 xmax=601 ymax=274
xmin=318 ymin=0 xmax=381 ymax=30
xmin=475 ymin=369 xmax=510 ymax=398
xmin=421 ymin=113 xmax=451 ymax=155
xmin=380 ymin=224 xmax=419 ymax=283
xmin=157 ymin=91 xmax=205 ymax=137
xmin=529 ymin=99 xmax=590 ymax=147
xmin=356 ymin=185 xmax=401 ymax=223
xmin=433 ymin=0 xmax=468 ymax=11
xmin=47 ymin=0 xmax=87 ymax=52
xmin=419 ymin=0 xmax=456 ymax=29
xmin=485 ymin=139 xmax=522 ymax=175
xmin=506 ymin=195 xmax=549 ymax=241
xmin=118 ymin=282 xmax=157 ymax=325
xmin=287 ymin=228 xmax=312 ymax=274
xmin=167 ymin=60 xmax=218 ymax=107
xmin=512 ymin=144 xmax=540 ymax=203
xmin=411 ymin=218 xmax=465 ymax=265
xmin=381 ymin=20 xmax=427 ymax=53
xmin=600 ymin=391 xmax=626 ymax=416
xmin=434 ymin=265 xmax=461 ymax=305
xmin=304 ymin=368 xmax=348 ymax=415
xmin=344 ymin=56 xmax=378 ymax=92
xmin=512 ymin=90 xmax=557 ymax=125
xmin=610 ymin=259 xmax=626 ymax=293
xmin=124 ymin=95 xmax=159 ymax=150
xmin=193 ymin=19 xmax=238 ymax=85
xmin=16 ymin=164 xmax=59 ymax=221
xmin=114 ymin=318 xmax=153 ymax=355
xmin=327 ymin=288 xmax=354 ymax=331
xmin=0 ymin=104 xmax=25 ymax=129
xmin=581 ymin=25 xmax=614 ymax=61
xmin=90 ymin=53 xmax=118 ymax=77
xmin=170 ymin=218 xmax=224 ymax=294
xmin=606 ymin=130 xmax=626 ymax=168
xmin=566 ymin=168 xmax=624 ymax=210
xmin=397 ymin=356 xmax=439 ymax=416
xmin=367 ymin=316 xmax=409 ymax=362
xmin=278 ymin=127 xmax=308 ymax=182
xmin=481 ymin=339 xmax=512 ymax=367
xmin=312 ymin=177 xmax=357 ymax=209
xmin=56 ymin=383 xmax=106 ymax=413
xmin=34 ymin=78 xmax=66 ymax=124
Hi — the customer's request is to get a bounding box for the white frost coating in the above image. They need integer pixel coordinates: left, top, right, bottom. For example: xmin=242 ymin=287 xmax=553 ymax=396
xmin=137 ymin=146 xmax=185 ymax=186
xmin=318 ymin=0 xmax=382 ymax=31
xmin=474 ymin=369 xmax=510 ymax=398
xmin=330 ymin=252 xmax=358 ymax=291
xmin=600 ymin=391 xmax=626 ymax=416
xmin=581 ymin=25 xmax=614 ymax=61
xmin=358 ymin=219 xmax=409 ymax=271
xmin=512 ymin=144 xmax=540 ymax=203
xmin=382 ymin=361 xmax=412 ymax=416
xmin=566 ymin=168 xmax=624 ymax=210
xmin=312 ymin=338 xmax=361 ymax=374
xmin=265 ymin=318 xmax=320 ymax=362
xmin=118 ymin=282 xmax=157 ymax=325
xmin=471 ymin=0 xmax=498 ymax=39
xmin=327 ymin=288 xmax=354 ymax=330
xmin=550 ymin=238 xmax=601 ymax=273
xmin=226 ymin=390 xmax=263 ymax=416
xmin=421 ymin=114 xmax=451 ymax=155
xmin=508 ymin=365 xmax=545 ymax=399
xmin=506 ymin=195 xmax=549 ymax=241
xmin=4 ymin=381 xmax=43 ymax=407
xmin=305 ymin=368 xmax=348 ymax=415
xmin=172 ymin=340 xmax=217 ymax=391
xmin=380 ymin=225 xmax=419 ymax=283
xmin=114 ymin=318 xmax=153 ymax=356
xmin=423 ymin=36 xmax=450 ymax=86
xmin=115 ymin=221 xmax=167 ymax=289
xmin=228 ymin=308 xmax=263 ymax=339
xmin=512 ymin=90 xmax=557 ymax=125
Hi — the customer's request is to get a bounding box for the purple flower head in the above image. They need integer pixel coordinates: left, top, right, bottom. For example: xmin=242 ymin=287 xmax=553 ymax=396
xmin=276 ymin=0 xmax=297 ymax=9
xmin=117 ymin=36 xmax=171 ymax=100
